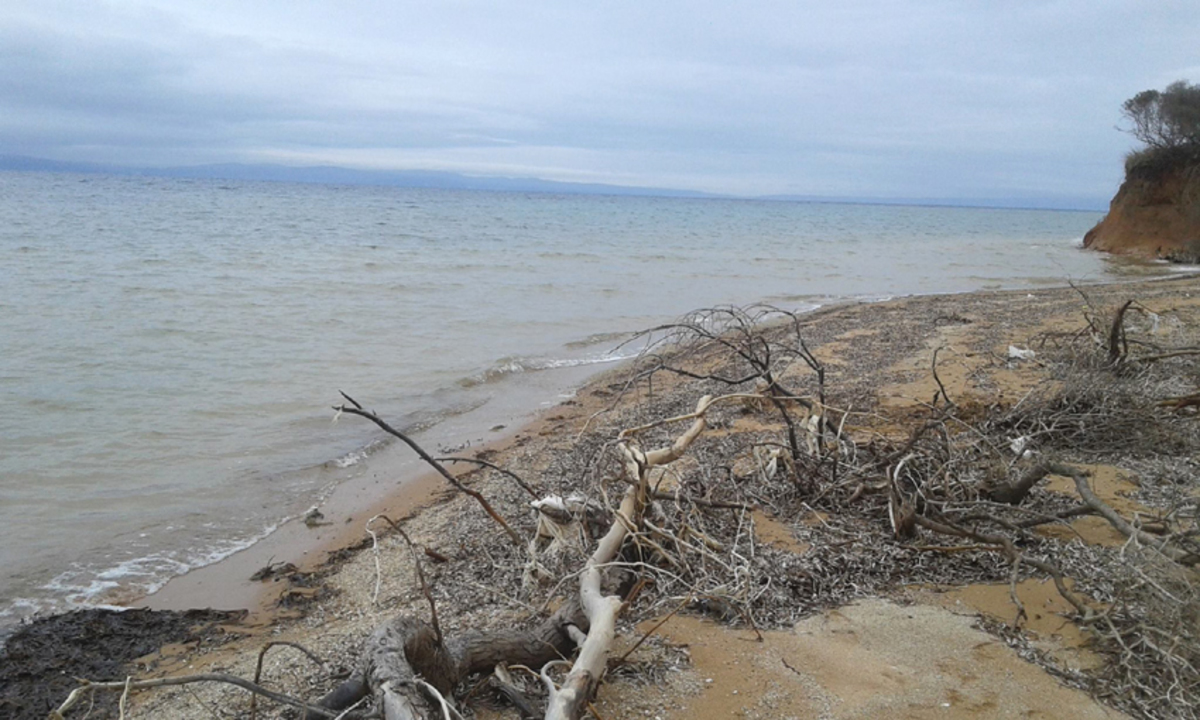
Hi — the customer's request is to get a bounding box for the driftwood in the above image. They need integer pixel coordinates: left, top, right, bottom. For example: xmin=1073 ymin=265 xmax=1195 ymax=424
xmin=334 ymin=392 xmax=523 ymax=546
xmin=1108 ymin=299 xmax=1135 ymax=365
xmin=250 ymin=641 xmax=324 ymax=720
xmin=627 ymin=306 xmax=836 ymax=486
xmin=305 ymin=395 xmax=720 ymax=720
xmin=988 ymin=461 xmax=1053 ymax=504
xmin=46 ymin=294 xmax=1200 ymax=720
xmin=989 ymin=460 xmax=1200 ymax=566
xmin=309 ymin=300 xmax=1200 ymax=719
xmin=1160 ymin=391 xmax=1200 ymax=413
xmin=1069 ymin=470 xmax=1200 ymax=566
xmin=50 ymin=673 xmax=338 ymax=719
xmin=305 ymin=600 xmax=588 ymax=719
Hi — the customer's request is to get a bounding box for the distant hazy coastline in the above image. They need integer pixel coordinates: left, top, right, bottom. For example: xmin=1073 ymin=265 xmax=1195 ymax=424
xmin=0 ymin=155 xmax=1108 ymax=211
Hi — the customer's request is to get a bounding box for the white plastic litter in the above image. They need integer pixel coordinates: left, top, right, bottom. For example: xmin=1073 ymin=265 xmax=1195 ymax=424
xmin=1009 ymin=436 xmax=1035 ymax=458
xmin=1007 ymin=345 xmax=1036 ymax=361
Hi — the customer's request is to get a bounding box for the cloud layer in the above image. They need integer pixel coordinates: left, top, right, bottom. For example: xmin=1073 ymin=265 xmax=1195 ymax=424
xmin=3 ymin=1 xmax=1197 ymax=203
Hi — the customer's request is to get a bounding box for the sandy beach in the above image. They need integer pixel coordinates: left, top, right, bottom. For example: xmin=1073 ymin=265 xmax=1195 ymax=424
xmin=6 ymin=3 xmax=1199 ymax=719
xmin=9 ymin=273 xmax=1200 ymax=720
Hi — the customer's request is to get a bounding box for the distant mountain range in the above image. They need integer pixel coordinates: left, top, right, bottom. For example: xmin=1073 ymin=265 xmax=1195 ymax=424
xmin=0 ymin=154 xmax=1105 ymax=211
xmin=0 ymin=154 xmax=719 ymax=199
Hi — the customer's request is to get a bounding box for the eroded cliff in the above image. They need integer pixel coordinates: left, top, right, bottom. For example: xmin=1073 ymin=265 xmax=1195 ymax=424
xmin=1084 ymin=151 xmax=1200 ymax=262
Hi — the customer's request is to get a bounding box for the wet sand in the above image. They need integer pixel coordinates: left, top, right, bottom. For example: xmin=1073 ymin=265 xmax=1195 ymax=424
xmin=140 ymin=358 xmax=617 ymax=619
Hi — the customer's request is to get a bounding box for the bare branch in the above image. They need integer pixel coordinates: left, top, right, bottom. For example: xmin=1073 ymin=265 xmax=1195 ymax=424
xmin=51 ymin=673 xmax=337 ymax=719
xmin=335 ymin=393 xmax=522 ymax=545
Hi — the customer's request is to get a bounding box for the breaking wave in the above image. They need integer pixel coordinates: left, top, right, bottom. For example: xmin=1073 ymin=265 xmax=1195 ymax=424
xmin=458 ymin=351 xmax=637 ymax=388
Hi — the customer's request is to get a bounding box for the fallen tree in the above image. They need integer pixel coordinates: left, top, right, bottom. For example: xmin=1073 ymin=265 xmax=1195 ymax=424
xmin=306 ymin=394 xmax=751 ymax=719
xmin=47 ymin=296 xmax=1200 ymax=720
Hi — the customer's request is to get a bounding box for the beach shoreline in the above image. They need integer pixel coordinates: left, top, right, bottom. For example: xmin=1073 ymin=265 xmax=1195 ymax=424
xmin=9 ymin=272 xmax=1200 ymax=720
xmin=0 ymin=178 xmax=1139 ymax=629
xmin=137 ymin=352 xmax=634 ymax=621
xmin=134 ymin=268 xmax=1196 ymax=622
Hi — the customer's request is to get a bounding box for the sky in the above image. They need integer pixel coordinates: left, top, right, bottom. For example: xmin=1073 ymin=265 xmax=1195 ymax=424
xmin=2 ymin=1 xmax=1198 ymax=206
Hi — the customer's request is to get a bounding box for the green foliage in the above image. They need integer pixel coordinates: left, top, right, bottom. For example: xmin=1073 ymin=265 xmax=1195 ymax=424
xmin=1123 ymin=145 xmax=1197 ymax=176
xmin=1121 ymin=80 xmax=1200 ymax=150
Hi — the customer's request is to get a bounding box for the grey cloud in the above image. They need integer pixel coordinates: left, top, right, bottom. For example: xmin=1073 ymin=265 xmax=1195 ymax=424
xmin=1 ymin=0 xmax=1197 ymax=203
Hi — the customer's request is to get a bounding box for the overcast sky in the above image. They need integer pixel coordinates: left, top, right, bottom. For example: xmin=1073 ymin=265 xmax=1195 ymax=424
xmin=2 ymin=1 xmax=1197 ymax=205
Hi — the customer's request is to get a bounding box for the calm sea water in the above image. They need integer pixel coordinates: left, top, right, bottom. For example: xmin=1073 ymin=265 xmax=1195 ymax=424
xmin=0 ymin=171 xmax=1141 ymax=626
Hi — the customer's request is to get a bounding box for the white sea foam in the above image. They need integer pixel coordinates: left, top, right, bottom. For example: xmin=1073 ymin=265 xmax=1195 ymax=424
xmin=32 ymin=521 xmax=282 ymax=615
xmin=331 ymin=438 xmax=388 ymax=468
xmin=333 ymin=449 xmax=370 ymax=468
xmin=458 ymin=351 xmax=639 ymax=388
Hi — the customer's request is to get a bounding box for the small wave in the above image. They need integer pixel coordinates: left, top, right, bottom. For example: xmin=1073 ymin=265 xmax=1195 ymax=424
xmin=761 ymin=293 xmax=829 ymax=307
xmin=330 ymin=437 xmax=388 ymax=468
xmin=564 ymin=331 xmax=632 ymax=349
xmin=32 ymin=521 xmax=283 ymax=613
xmin=537 ymin=251 xmax=599 ymax=260
xmin=458 ymin=352 xmax=637 ymax=388
xmin=332 ymin=448 xmax=369 ymax=468
xmin=42 ymin=557 xmax=189 ymax=605
xmin=328 ymin=396 xmax=491 ymax=467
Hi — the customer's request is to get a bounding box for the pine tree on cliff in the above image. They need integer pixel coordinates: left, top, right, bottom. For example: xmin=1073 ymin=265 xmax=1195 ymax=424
xmin=1121 ymin=81 xmax=1200 ymax=154
xmin=1084 ymin=81 xmax=1200 ymax=262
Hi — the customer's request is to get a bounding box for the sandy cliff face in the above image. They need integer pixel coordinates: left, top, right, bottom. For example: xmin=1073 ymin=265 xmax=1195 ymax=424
xmin=1083 ymin=154 xmax=1200 ymax=262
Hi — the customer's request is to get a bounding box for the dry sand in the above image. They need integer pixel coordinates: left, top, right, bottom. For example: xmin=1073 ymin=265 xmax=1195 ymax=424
xmin=591 ymin=600 xmax=1125 ymax=719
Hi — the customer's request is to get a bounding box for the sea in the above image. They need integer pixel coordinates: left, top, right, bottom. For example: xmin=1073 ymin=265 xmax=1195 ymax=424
xmin=0 ymin=170 xmax=1161 ymax=632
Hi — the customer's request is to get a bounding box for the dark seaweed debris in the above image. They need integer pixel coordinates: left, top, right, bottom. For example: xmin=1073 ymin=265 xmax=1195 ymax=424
xmin=0 ymin=607 xmax=243 ymax=719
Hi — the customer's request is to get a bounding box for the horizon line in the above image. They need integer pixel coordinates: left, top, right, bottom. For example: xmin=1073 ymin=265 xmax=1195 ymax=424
xmin=0 ymin=153 xmax=1109 ymax=213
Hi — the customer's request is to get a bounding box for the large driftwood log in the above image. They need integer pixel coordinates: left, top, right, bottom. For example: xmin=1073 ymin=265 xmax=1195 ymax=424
xmin=988 ymin=461 xmax=1053 ymax=504
xmin=534 ymin=394 xmax=717 ymax=719
xmin=306 ymin=599 xmax=587 ymax=719
xmin=313 ymin=395 xmax=720 ymax=720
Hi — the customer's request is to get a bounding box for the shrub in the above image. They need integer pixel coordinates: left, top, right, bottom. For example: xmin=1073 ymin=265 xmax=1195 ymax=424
xmin=1123 ymin=144 xmax=1200 ymax=176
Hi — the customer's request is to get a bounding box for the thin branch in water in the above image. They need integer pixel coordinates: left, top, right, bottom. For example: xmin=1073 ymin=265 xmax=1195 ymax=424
xmin=335 ymin=391 xmax=522 ymax=545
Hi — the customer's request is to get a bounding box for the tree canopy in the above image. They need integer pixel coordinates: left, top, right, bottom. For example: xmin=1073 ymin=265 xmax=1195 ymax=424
xmin=1122 ymin=80 xmax=1200 ymax=150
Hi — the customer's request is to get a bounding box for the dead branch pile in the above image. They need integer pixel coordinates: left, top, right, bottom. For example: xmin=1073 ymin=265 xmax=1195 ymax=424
xmin=50 ymin=296 xmax=1200 ymax=720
